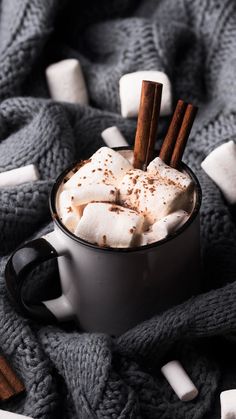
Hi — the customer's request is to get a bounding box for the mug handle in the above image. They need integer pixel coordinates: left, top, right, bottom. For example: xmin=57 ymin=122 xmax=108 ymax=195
xmin=5 ymin=231 xmax=74 ymax=323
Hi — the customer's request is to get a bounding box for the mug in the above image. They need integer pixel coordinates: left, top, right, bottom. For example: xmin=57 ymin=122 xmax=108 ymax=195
xmin=5 ymin=149 xmax=202 ymax=336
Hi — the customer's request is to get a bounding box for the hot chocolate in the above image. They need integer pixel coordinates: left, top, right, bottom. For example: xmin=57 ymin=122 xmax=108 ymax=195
xmin=57 ymin=146 xmax=194 ymax=247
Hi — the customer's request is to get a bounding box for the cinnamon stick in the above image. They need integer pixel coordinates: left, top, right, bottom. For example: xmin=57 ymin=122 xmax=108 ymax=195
xmin=0 ymin=370 xmax=15 ymax=401
xmin=0 ymin=355 xmax=25 ymax=401
xmin=159 ymin=100 xmax=187 ymax=164
xmin=170 ymin=103 xmax=198 ymax=169
xmin=133 ymin=80 xmax=162 ymax=170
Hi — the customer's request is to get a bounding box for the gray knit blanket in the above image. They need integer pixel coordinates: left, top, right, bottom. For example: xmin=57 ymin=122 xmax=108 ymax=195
xmin=0 ymin=0 xmax=236 ymax=417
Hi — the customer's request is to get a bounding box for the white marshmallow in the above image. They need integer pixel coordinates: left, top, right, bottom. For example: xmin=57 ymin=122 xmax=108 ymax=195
xmin=101 ymin=126 xmax=129 ymax=148
xmin=220 ymin=390 xmax=236 ymax=419
xmin=69 ymin=183 xmax=117 ymax=205
xmin=63 ymin=147 xmax=132 ymax=190
xmin=0 ymin=164 xmax=39 ymax=187
xmin=58 ymin=190 xmax=81 ymax=232
xmin=161 ymin=360 xmax=198 ymax=402
xmin=201 ymin=140 xmax=236 ymax=204
xmin=147 ymin=157 xmax=192 ymax=191
xmin=75 ymin=202 xmax=144 ymax=248
xmin=46 ymin=59 xmax=88 ymax=105
xmin=120 ymin=169 xmax=192 ymax=224
xmin=141 ymin=210 xmax=189 ymax=245
xmin=118 ymin=149 xmax=134 ymax=165
xmin=0 ymin=410 xmax=33 ymax=419
xmin=119 ymin=71 xmax=172 ymax=118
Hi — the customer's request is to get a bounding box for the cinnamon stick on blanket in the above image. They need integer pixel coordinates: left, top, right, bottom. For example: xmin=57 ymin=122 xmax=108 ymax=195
xmin=0 ymin=355 xmax=25 ymax=401
xmin=133 ymin=80 xmax=163 ymax=169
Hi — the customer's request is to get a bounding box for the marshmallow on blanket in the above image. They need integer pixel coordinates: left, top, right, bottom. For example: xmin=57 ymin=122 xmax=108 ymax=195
xmin=161 ymin=360 xmax=198 ymax=402
xmin=0 ymin=164 xmax=39 ymax=187
xmin=220 ymin=390 xmax=236 ymax=419
xmin=101 ymin=126 xmax=129 ymax=148
xmin=0 ymin=410 xmax=32 ymax=419
xmin=46 ymin=59 xmax=88 ymax=105
xmin=75 ymin=202 xmax=144 ymax=248
xmin=119 ymin=71 xmax=172 ymax=118
xmin=201 ymin=140 xmax=236 ymax=204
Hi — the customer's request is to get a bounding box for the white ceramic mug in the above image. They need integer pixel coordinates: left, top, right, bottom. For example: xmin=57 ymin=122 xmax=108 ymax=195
xmin=5 ymin=150 xmax=202 ymax=336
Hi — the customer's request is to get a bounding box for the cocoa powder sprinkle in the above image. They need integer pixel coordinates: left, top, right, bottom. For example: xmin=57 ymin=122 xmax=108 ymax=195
xmin=109 ymin=205 xmax=124 ymax=213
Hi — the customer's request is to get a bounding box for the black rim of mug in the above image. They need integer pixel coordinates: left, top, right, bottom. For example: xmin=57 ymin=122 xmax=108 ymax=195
xmin=49 ymin=147 xmax=202 ymax=253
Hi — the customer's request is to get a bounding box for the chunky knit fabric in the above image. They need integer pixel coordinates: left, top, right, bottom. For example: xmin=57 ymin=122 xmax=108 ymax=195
xmin=0 ymin=0 xmax=236 ymax=417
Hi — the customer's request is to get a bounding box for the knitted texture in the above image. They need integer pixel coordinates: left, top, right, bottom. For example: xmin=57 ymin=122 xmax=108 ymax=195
xmin=0 ymin=0 xmax=236 ymax=417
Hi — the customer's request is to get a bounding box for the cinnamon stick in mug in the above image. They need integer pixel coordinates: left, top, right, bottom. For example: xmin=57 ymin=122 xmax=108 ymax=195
xmin=159 ymin=100 xmax=187 ymax=164
xmin=133 ymin=80 xmax=162 ymax=169
xmin=170 ymin=103 xmax=198 ymax=169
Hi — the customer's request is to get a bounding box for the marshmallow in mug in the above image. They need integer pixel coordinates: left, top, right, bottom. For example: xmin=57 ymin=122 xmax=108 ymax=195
xmin=201 ymin=140 xmax=236 ymax=204
xmin=57 ymin=147 xmax=194 ymax=247
xmin=75 ymin=203 xmax=144 ymax=248
xmin=119 ymin=71 xmax=172 ymax=118
xmin=141 ymin=210 xmax=189 ymax=246
xmin=119 ymin=159 xmax=192 ymax=224
xmin=46 ymin=59 xmax=88 ymax=105
xmin=220 ymin=390 xmax=236 ymax=419
xmin=58 ymin=190 xmax=81 ymax=232
xmin=58 ymin=147 xmax=132 ymax=233
xmin=63 ymin=147 xmax=132 ymax=191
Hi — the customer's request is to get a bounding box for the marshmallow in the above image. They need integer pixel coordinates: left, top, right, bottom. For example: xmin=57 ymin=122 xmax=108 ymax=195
xmin=101 ymin=126 xmax=129 ymax=148
xmin=141 ymin=210 xmax=189 ymax=245
xmin=220 ymin=390 xmax=236 ymax=419
xmin=147 ymin=157 xmax=192 ymax=191
xmin=46 ymin=59 xmax=88 ymax=105
xmin=119 ymin=168 xmax=192 ymax=224
xmin=118 ymin=149 xmax=134 ymax=165
xmin=75 ymin=202 xmax=144 ymax=248
xmin=0 ymin=164 xmax=39 ymax=187
xmin=0 ymin=410 xmax=33 ymax=419
xmin=201 ymin=140 xmax=236 ymax=204
xmin=119 ymin=71 xmax=172 ymax=118
xmin=63 ymin=147 xmax=132 ymax=190
xmin=161 ymin=360 xmax=198 ymax=402
xmin=69 ymin=183 xmax=117 ymax=205
xmin=57 ymin=190 xmax=81 ymax=232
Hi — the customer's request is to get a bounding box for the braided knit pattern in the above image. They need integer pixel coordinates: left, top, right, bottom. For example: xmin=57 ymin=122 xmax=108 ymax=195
xmin=0 ymin=0 xmax=236 ymax=417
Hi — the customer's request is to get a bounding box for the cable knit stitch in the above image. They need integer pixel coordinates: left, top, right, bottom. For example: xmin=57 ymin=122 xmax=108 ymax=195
xmin=0 ymin=0 xmax=236 ymax=418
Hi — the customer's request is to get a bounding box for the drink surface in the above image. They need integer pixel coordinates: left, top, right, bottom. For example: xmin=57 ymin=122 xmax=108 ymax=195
xmin=56 ymin=147 xmax=194 ymax=248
